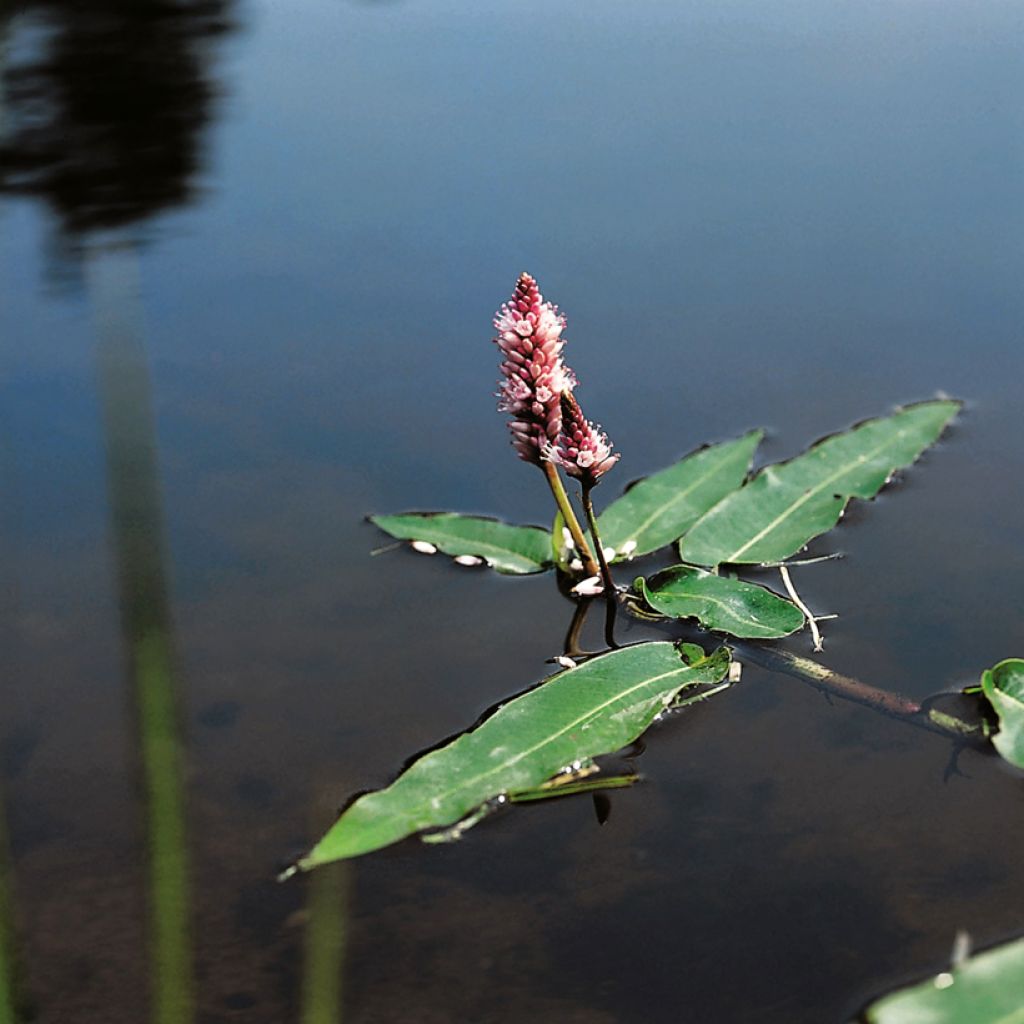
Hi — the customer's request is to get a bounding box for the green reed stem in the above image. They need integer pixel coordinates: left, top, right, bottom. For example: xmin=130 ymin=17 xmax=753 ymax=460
xmin=301 ymin=857 xmax=350 ymax=1024
xmin=134 ymin=632 xmax=193 ymax=1024
xmin=91 ymin=241 xmax=193 ymax=1024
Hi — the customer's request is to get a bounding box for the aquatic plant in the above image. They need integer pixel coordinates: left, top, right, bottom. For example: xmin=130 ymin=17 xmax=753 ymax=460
xmin=290 ymin=273 xmax=1021 ymax=880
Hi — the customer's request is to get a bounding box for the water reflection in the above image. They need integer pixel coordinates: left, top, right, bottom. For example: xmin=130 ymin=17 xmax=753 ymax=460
xmin=2 ymin=2 xmax=235 ymax=1018
xmin=0 ymin=0 xmax=232 ymax=246
xmin=89 ymin=244 xmax=194 ymax=1024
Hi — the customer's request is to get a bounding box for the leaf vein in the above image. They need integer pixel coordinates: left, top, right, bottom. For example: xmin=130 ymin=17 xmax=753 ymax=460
xmin=724 ymin=429 xmax=911 ymax=562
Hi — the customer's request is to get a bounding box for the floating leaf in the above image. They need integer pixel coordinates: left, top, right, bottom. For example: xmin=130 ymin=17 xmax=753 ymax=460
xmin=295 ymin=643 xmax=732 ymax=868
xmin=680 ymin=400 xmax=960 ymax=566
xmin=864 ymin=933 xmax=1024 ymax=1023
xmin=636 ymin=567 xmax=805 ymax=639
xmin=980 ymin=659 xmax=1024 ymax=770
xmin=597 ymin=431 xmax=762 ymax=561
xmin=370 ymin=513 xmax=552 ymax=575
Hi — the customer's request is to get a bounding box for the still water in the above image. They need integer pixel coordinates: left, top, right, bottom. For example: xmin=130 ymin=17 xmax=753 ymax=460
xmin=2 ymin=0 xmax=1023 ymax=1020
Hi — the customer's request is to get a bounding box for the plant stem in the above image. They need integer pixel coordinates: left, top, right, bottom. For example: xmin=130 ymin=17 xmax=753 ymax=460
xmin=733 ymin=643 xmax=983 ymax=741
xmin=581 ymin=486 xmax=616 ymax=594
xmin=581 ymin=484 xmax=619 ymax=648
xmin=542 ymin=461 xmax=599 ymax=576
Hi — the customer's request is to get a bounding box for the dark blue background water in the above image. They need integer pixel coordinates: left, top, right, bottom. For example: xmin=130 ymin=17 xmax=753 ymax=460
xmin=2 ymin=1 xmax=1023 ymax=1020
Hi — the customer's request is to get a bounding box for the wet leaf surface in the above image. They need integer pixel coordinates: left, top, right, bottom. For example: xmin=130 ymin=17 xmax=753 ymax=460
xmin=864 ymin=933 xmax=1024 ymax=1023
xmin=297 ymin=643 xmax=732 ymax=867
xmin=980 ymin=659 xmax=1024 ymax=770
xmin=597 ymin=431 xmax=762 ymax=561
xmin=370 ymin=512 xmax=553 ymax=575
xmin=636 ymin=566 xmax=804 ymax=639
xmin=679 ymin=401 xmax=960 ymax=566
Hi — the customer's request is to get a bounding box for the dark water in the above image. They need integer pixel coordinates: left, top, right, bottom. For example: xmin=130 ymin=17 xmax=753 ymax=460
xmin=2 ymin=1 xmax=1023 ymax=1021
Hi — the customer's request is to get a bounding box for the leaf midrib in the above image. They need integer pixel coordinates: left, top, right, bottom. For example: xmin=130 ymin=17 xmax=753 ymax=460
xmin=721 ymin=427 xmax=912 ymax=563
xmin=363 ymin=658 xmax=695 ymax=835
xmin=425 ymin=661 xmax=690 ymax=809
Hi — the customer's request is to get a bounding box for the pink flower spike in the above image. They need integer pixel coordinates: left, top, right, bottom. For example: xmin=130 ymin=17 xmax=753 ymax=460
xmin=554 ymin=391 xmax=619 ymax=487
xmin=493 ymin=273 xmax=576 ymax=465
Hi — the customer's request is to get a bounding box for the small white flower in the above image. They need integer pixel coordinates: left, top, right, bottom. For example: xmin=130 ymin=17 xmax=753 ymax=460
xmin=454 ymin=554 xmax=483 ymax=566
xmin=555 ymin=655 xmax=577 ymax=669
xmin=620 ymin=539 xmax=638 ymax=558
xmin=561 ymin=527 xmax=574 ymax=548
xmin=569 ymin=558 xmax=583 ymax=571
xmin=571 ymin=575 xmax=604 ymax=596
xmin=411 ymin=541 xmax=437 ymax=555
xmin=602 ymin=546 xmax=616 ymax=561
xmin=728 ymin=661 xmax=743 ymax=683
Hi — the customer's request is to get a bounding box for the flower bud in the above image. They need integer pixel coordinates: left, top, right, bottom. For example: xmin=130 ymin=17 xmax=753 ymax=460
xmin=553 ymin=391 xmax=618 ymax=486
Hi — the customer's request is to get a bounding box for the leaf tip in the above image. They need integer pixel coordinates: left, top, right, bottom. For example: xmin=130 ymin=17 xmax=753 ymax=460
xmin=276 ymin=860 xmax=305 ymax=882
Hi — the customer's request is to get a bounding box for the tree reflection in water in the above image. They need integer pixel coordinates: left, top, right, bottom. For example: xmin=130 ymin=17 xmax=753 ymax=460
xmin=2 ymin=3 xmax=238 ymax=1022
xmin=0 ymin=0 xmax=232 ymax=241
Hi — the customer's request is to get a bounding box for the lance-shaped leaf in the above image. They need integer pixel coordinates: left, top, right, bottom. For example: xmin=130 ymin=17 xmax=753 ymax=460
xmin=370 ymin=513 xmax=552 ymax=575
xmin=295 ymin=643 xmax=732 ymax=868
xmin=680 ymin=400 xmax=960 ymax=566
xmin=597 ymin=431 xmax=762 ymax=561
xmin=980 ymin=659 xmax=1024 ymax=770
xmin=864 ymin=933 xmax=1024 ymax=1023
xmin=635 ymin=566 xmax=805 ymax=639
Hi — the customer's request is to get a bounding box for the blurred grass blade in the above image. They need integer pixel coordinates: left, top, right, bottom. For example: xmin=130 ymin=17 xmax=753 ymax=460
xmin=91 ymin=243 xmax=193 ymax=1024
xmin=301 ymin=792 xmax=351 ymax=1024
xmin=0 ymin=786 xmax=18 ymax=1024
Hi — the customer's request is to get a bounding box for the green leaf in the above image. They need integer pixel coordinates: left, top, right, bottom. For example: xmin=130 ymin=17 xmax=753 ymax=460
xmin=597 ymin=431 xmax=762 ymax=561
xmin=296 ymin=643 xmax=732 ymax=867
xmin=636 ymin=566 xmax=805 ymax=639
xmin=864 ymin=934 xmax=1024 ymax=1023
xmin=679 ymin=400 xmax=960 ymax=566
xmin=980 ymin=659 xmax=1024 ymax=770
xmin=370 ymin=512 xmax=552 ymax=575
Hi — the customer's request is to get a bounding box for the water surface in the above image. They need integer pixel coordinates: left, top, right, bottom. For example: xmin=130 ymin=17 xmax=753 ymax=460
xmin=2 ymin=1 xmax=1023 ymax=1020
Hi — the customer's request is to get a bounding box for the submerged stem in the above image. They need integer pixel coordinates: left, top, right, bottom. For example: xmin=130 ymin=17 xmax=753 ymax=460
xmin=563 ymin=598 xmax=592 ymax=658
xmin=734 ymin=643 xmax=982 ymax=740
xmin=543 ymin=461 xmax=599 ymax=576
